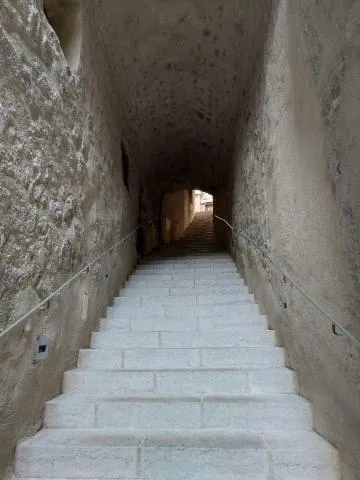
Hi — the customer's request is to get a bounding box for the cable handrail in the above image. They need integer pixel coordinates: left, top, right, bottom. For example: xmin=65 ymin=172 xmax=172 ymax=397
xmin=0 ymin=217 xmax=158 ymax=338
xmin=215 ymin=215 xmax=360 ymax=350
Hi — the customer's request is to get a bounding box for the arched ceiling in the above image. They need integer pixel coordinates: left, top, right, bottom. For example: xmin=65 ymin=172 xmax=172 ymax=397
xmin=89 ymin=0 xmax=273 ymax=193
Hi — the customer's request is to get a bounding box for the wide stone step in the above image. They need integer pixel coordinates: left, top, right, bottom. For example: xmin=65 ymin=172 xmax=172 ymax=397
xmin=141 ymin=255 xmax=232 ymax=265
xmin=94 ymin=329 xmax=276 ymax=347
xmin=134 ymin=266 xmax=237 ymax=275
xmin=106 ymin=303 xmax=260 ymax=319
xmin=98 ymin=314 xmax=266 ymax=333
xmin=126 ymin=278 xmax=245 ymax=288
xmin=78 ymin=347 xmax=284 ymax=370
xmin=114 ymin=292 xmax=253 ymax=306
xmin=15 ymin=429 xmax=338 ymax=480
xmin=119 ymin=284 xmax=249 ymax=297
xmin=44 ymin=393 xmax=311 ymax=430
xmin=63 ymin=368 xmax=296 ymax=395
xmin=131 ymin=272 xmax=240 ymax=280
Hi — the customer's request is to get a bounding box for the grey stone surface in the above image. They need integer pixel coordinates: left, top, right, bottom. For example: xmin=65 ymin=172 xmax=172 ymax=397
xmin=228 ymin=1 xmax=360 ymax=477
xmin=1 ymin=0 xmax=357 ymax=476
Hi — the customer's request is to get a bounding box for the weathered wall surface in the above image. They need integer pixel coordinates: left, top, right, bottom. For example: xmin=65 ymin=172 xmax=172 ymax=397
xmin=0 ymin=0 xmax=138 ymax=475
xmin=231 ymin=1 xmax=360 ymax=479
xmin=162 ymin=190 xmax=194 ymax=243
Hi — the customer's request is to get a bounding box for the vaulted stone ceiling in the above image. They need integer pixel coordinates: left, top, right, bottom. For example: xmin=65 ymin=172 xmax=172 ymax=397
xmin=90 ymin=0 xmax=273 ymax=193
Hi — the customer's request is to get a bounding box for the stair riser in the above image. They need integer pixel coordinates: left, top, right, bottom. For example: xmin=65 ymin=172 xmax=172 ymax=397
xmin=126 ymin=279 xmax=244 ymax=288
xmin=45 ymin=399 xmax=311 ymax=430
xmin=114 ymin=294 xmax=254 ymax=307
xmin=78 ymin=348 xmax=284 ymax=370
xmin=119 ymin=285 xmax=249 ymax=297
xmin=106 ymin=304 xmax=259 ymax=319
xmin=63 ymin=370 xmax=296 ymax=395
xmin=135 ymin=268 xmax=238 ymax=275
xmin=15 ymin=446 xmax=337 ymax=479
xmin=95 ymin=329 xmax=276 ymax=347
xmin=97 ymin=316 xmax=266 ymax=334
xmin=131 ymin=272 xmax=241 ymax=280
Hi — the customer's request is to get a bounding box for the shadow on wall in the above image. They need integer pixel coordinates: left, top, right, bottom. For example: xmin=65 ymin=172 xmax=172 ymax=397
xmin=161 ymin=189 xmax=195 ymax=244
xmin=43 ymin=0 xmax=82 ymax=72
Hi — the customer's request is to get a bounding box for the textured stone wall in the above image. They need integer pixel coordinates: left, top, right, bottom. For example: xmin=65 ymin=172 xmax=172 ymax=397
xmin=0 ymin=0 xmax=139 ymax=475
xmin=91 ymin=0 xmax=273 ymax=194
xmin=231 ymin=1 xmax=360 ymax=479
xmin=162 ymin=190 xmax=195 ymax=243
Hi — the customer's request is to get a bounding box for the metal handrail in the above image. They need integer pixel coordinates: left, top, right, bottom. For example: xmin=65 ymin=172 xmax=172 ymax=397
xmin=215 ymin=215 xmax=360 ymax=349
xmin=0 ymin=217 xmax=158 ymax=338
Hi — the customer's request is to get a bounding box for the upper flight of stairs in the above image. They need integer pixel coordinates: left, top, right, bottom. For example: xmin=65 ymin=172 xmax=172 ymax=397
xmin=14 ymin=214 xmax=339 ymax=480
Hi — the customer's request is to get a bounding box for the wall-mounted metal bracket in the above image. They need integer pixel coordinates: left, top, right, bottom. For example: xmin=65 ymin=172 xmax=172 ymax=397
xmin=332 ymin=323 xmax=344 ymax=336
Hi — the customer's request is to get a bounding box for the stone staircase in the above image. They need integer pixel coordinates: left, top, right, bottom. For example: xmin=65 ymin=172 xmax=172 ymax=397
xmin=15 ymin=214 xmax=339 ymax=480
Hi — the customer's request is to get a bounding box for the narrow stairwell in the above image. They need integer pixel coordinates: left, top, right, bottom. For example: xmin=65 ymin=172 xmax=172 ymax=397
xmin=15 ymin=214 xmax=339 ymax=480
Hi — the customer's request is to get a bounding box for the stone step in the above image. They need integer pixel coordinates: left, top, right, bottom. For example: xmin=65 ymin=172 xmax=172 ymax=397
xmin=131 ymin=272 xmax=241 ymax=280
xmin=126 ymin=278 xmax=245 ymax=288
xmin=78 ymin=347 xmax=284 ymax=370
xmin=63 ymin=368 xmax=296 ymax=395
xmin=114 ymin=292 xmax=254 ymax=307
xmin=140 ymin=258 xmax=233 ymax=266
xmin=106 ymin=303 xmax=260 ymax=319
xmin=15 ymin=429 xmax=338 ymax=480
xmin=97 ymin=313 xmax=266 ymax=334
xmin=141 ymin=255 xmax=232 ymax=265
xmin=97 ymin=317 xmax=275 ymax=338
xmin=44 ymin=393 xmax=311 ymax=430
xmin=118 ymin=285 xmax=250 ymax=297
xmin=135 ymin=266 xmax=237 ymax=274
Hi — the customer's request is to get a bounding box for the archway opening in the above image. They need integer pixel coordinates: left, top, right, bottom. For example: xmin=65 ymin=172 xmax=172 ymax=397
xmin=194 ymin=190 xmax=214 ymax=213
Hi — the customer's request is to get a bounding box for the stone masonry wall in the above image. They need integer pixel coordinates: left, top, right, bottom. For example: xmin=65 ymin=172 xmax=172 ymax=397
xmin=0 ymin=1 xmax=138 ymax=475
xmin=232 ymin=1 xmax=360 ymax=479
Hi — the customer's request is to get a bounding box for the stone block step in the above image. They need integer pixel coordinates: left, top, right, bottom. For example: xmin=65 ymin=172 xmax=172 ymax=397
xmin=94 ymin=329 xmax=275 ymax=347
xmin=106 ymin=303 xmax=260 ymax=319
xmin=135 ymin=266 xmax=237 ymax=274
xmin=126 ymin=278 xmax=245 ymax=288
xmin=131 ymin=272 xmax=241 ymax=281
xmin=63 ymin=368 xmax=296 ymax=395
xmin=98 ymin=314 xmax=266 ymax=333
xmin=15 ymin=429 xmax=338 ymax=480
xmin=114 ymin=293 xmax=253 ymax=307
xmin=78 ymin=347 xmax=284 ymax=370
xmin=160 ymin=330 xmax=276 ymax=347
xmin=118 ymin=286 xmax=251 ymax=297
xmin=44 ymin=393 xmax=311 ymax=430
xmin=141 ymin=255 xmax=232 ymax=265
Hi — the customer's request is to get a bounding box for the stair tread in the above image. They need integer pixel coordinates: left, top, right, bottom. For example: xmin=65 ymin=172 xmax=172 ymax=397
xmin=18 ymin=428 xmax=334 ymax=451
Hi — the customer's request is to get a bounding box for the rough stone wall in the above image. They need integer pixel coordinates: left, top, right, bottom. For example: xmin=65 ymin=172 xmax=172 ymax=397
xmin=0 ymin=0 xmax=138 ymax=475
xmin=231 ymin=1 xmax=360 ymax=479
xmin=162 ymin=190 xmax=194 ymax=243
xmin=91 ymin=0 xmax=273 ymax=194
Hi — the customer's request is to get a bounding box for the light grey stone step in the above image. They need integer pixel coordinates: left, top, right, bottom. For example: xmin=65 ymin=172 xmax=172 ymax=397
xmin=15 ymin=429 xmax=338 ymax=479
xmin=114 ymin=293 xmax=253 ymax=307
xmin=117 ymin=287 xmax=251 ymax=298
xmin=126 ymin=278 xmax=245 ymax=288
xmin=132 ymin=272 xmax=241 ymax=281
xmin=92 ymin=331 xmax=160 ymax=348
xmin=63 ymin=368 xmax=296 ymax=395
xmin=44 ymin=393 xmax=311 ymax=430
xmin=135 ymin=266 xmax=237 ymax=274
xmin=106 ymin=303 xmax=259 ymax=319
xmin=169 ymin=285 xmax=248 ymax=295
xmin=94 ymin=329 xmax=275 ymax=347
xmin=78 ymin=347 xmax=284 ymax=370
xmin=98 ymin=314 xmax=266 ymax=334
xmin=160 ymin=330 xmax=276 ymax=347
